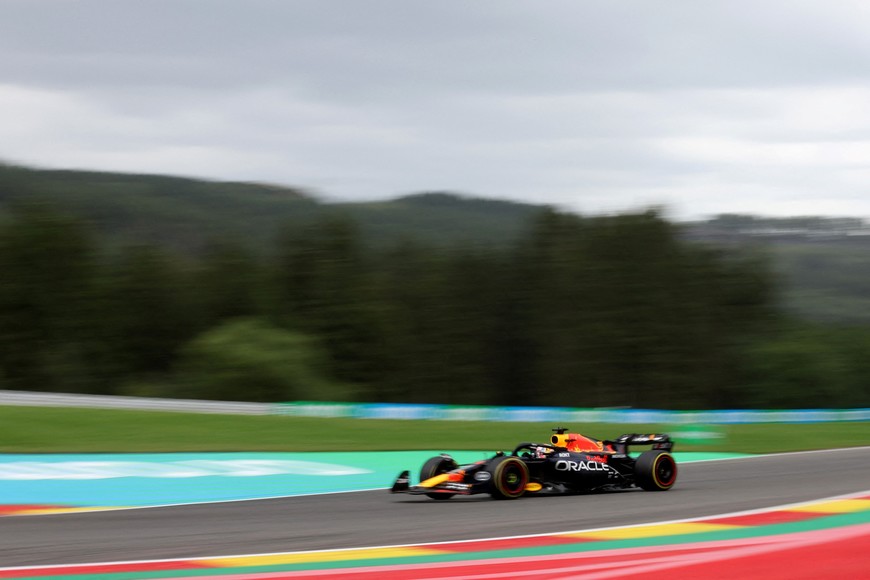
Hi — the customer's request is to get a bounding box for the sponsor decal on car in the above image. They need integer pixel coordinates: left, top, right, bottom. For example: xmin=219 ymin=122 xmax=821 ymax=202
xmin=555 ymin=460 xmax=612 ymax=473
xmin=442 ymin=482 xmax=472 ymax=492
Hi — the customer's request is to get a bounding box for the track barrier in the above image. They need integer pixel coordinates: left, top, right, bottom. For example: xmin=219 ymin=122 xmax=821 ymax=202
xmin=277 ymin=402 xmax=870 ymax=424
xmin=2 ymin=390 xmax=868 ymax=424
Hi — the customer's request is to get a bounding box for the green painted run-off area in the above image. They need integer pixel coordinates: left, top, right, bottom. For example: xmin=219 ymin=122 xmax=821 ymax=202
xmin=0 ymin=451 xmax=743 ymax=509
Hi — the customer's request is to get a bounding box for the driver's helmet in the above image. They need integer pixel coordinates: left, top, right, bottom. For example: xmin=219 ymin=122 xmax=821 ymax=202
xmin=534 ymin=446 xmax=554 ymax=459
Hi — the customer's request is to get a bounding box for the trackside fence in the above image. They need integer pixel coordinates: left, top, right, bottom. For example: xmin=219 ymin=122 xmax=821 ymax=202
xmin=1 ymin=391 xmax=868 ymax=423
xmin=277 ymin=402 xmax=870 ymax=424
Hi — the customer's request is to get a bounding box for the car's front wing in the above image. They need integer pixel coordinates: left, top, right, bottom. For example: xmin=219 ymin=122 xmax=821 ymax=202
xmin=390 ymin=470 xmax=486 ymax=496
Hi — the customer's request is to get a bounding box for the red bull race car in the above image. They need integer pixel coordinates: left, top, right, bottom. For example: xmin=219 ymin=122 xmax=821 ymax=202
xmin=391 ymin=428 xmax=677 ymax=500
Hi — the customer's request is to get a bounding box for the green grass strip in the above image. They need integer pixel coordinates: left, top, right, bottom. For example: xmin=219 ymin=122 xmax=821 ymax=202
xmin=1 ymin=405 xmax=868 ymax=454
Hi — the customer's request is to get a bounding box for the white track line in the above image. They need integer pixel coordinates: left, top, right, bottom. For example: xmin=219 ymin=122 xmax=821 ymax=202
xmin=1 ymin=488 xmax=868 ymax=574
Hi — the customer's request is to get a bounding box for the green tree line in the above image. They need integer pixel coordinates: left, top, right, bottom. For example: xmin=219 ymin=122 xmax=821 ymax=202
xmin=1 ymin=202 xmax=868 ymax=409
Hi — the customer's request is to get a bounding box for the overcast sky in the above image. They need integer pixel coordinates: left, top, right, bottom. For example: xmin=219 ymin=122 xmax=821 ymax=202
xmin=2 ymin=1 xmax=870 ymax=220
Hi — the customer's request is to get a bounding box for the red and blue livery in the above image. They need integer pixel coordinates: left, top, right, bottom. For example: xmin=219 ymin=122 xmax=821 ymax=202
xmin=391 ymin=428 xmax=677 ymax=500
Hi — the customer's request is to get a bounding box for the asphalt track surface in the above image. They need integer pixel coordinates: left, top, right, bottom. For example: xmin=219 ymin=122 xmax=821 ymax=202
xmin=1 ymin=447 xmax=869 ymax=568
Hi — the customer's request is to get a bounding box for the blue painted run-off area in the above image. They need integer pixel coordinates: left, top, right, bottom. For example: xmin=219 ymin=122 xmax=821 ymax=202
xmin=0 ymin=451 xmax=745 ymax=509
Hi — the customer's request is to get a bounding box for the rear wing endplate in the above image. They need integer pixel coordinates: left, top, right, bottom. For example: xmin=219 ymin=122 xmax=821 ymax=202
xmin=609 ymin=433 xmax=674 ymax=452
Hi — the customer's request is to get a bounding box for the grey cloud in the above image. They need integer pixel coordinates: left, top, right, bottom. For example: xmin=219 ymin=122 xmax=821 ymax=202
xmin=2 ymin=1 xmax=870 ymax=218
xmin=5 ymin=1 xmax=870 ymax=96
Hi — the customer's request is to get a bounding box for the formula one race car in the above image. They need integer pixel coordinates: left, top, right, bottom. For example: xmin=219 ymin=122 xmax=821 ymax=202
xmin=391 ymin=428 xmax=676 ymax=500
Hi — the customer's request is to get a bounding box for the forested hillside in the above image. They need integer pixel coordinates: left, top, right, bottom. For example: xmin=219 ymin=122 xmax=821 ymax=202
xmin=1 ymin=163 xmax=868 ymax=409
xmin=685 ymin=215 xmax=870 ymax=324
xmin=0 ymin=164 xmax=539 ymax=252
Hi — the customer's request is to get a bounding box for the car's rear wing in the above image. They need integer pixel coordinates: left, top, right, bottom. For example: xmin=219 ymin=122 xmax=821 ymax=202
xmin=608 ymin=433 xmax=674 ymax=453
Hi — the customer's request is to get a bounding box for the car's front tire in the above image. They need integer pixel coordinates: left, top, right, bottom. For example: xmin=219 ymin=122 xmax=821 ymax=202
xmin=487 ymin=456 xmax=529 ymax=499
xmin=420 ymin=455 xmax=459 ymax=500
xmin=634 ymin=450 xmax=677 ymax=491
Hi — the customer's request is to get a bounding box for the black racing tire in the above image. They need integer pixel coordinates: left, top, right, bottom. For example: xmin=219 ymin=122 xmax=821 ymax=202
xmin=487 ymin=456 xmax=529 ymax=500
xmin=634 ymin=450 xmax=677 ymax=491
xmin=420 ymin=455 xmax=459 ymax=500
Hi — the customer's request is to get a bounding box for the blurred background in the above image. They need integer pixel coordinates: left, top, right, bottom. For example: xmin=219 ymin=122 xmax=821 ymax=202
xmin=1 ymin=170 xmax=869 ymax=410
xmin=2 ymin=2 xmax=870 ymax=412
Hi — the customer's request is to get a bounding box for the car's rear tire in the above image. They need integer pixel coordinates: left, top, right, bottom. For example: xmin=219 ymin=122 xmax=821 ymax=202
xmin=634 ymin=450 xmax=677 ymax=491
xmin=487 ymin=456 xmax=529 ymax=499
xmin=420 ymin=455 xmax=459 ymax=500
